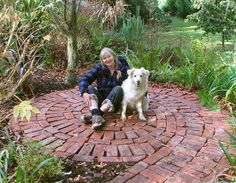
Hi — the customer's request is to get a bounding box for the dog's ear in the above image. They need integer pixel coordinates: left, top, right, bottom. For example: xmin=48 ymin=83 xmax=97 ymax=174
xmin=145 ymin=69 xmax=150 ymax=76
xmin=127 ymin=68 xmax=135 ymax=76
xmin=141 ymin=67 xmax=150 ymax=76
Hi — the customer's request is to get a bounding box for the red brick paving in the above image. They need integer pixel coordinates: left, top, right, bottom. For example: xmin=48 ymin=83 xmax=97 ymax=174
xmin=10 ymin=84 xmax=232 ymax=182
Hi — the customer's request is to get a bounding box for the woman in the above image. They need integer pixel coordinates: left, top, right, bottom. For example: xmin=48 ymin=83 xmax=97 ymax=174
xmin=79 ymin=48 xmax=130 ymax=130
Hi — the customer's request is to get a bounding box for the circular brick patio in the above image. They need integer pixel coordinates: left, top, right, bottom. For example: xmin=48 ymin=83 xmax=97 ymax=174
xmin=10 ymin=84 xmax=231 ymax=182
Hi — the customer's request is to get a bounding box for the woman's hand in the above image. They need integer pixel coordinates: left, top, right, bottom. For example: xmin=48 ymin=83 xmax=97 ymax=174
xmin=83 ymin=92 xmax=90 ymax=106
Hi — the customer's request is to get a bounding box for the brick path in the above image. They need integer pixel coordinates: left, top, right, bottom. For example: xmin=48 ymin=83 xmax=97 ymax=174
xmin=10 ymin=84 xmax=231 ymax=182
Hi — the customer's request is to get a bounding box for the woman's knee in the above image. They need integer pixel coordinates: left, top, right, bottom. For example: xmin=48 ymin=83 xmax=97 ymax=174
xmin=88 ymin=85 xmax=95 ymax=94
xmin=113 ymin=86 xmax=123 ymax=94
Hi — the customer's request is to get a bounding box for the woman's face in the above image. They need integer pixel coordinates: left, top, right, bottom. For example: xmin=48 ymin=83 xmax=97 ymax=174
xmin=102 ymin=52 xmax=115 ymax=68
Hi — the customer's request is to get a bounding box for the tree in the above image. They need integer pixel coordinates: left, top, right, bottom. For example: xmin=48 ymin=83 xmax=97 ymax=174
xmin=188 ymin=0 xmax=236 ymax=49
xmin=51 ymin=0 xmax=82 ymax=86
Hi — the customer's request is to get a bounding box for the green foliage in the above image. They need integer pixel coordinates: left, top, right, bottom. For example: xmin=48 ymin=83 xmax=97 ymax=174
xmin=16 ymin=141 xmax=64 ymax=182
xmin=202 ymin=65 xmax=236 ymax=103
xmin=0 ymin=140 xmax=64 ymax=183
xmin=148 ymin=0 xmax=171 ymax=26
xmin=197 ymin=90 xmax=220 ymax=111
xmin=76 ymin=15 xmax=103 ymax=65
xmin=161 ymin=0 xmax=177 ymax=16
xmin=218 ymin=128 xmax=236 ymax=177
xmin=188 ymin=0 xmax=236 ymax=47
xmin=13 ymin=100 xmax=40 ymax=121
xmin=119 ymin=11 xmax=146 ymax=49
xmin=124 ymin=0 xmax=149 ymax=21
xmin=161 ymin=0 xmax=196 ymax=18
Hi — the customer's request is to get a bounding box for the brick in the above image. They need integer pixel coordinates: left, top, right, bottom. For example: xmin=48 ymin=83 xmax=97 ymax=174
xmin=92 ymin=144 xmax=106 ymax=157
xmin=88 ymin=138 xmax=111 ymax=145
xmin=56 ymin=141 xmax=74 ymax=152
xmin=66 ymin=142 xmax=83 ymax=154
xmin=167 ymin=135 xmax=184 ymax=147
xmin=38 ymin=120 xmax=50 ymax=127
xmin=25 ymin=130 xmax=44 ymax=138
xmin=41 ymin=136 xmax=57 ymax=145
xmin=102 ymin=126 xmax=121 ymax=131
xmin=149 ymin=164 xmax=175 ymax=178
xmin=98 ymin=156 xmax=123 ymax=163
xmin=115 ymin=131 xmax=126 ymax=139
xmin=77 ymin=128 xmax=94 ymax=138
xmin=32 ymin=132 xmax=51 ymax=141
xmin=156 ymin=159 xmax=181 ymax=173
xmin=143 ymin=147 xmax=172 ymax=165
xmin=164 ymin=154 xmax=192 ymax=168
xmin=105 ymin=145 xmax=118 ymax=157
xmin=129 ymin=144 xmax=146 ymax=156
xmin=60 ymin=124 xmax=78 ymax=134
xmin=142 ymin=125 xmax=157 ymax=132
xmin=78 ymin=143 xmax=95 ymax=156
xmin=73 ymin=155 xmax=94 ymax=162
xmin=112 ymin=139 xmax=133 ymax=145
xmin=151 ymin=128 xmax=165 ymax=137
xmin=46 ymin=139 xmax=64 ymax=150
xmin=63 ymin=112 xmax=74 ymax=119
xmin=55 ymin=121 xmax=74 ymax=130
xmin=103 ymin=131 xmax=114 ymax=140
xmin=118 ymin=145 xmax=132 ymax=156
xmin=123 ymin=155 xmax=146 ymax=162
xmin=162 ymin=131 xmax=175 ymax=138
xmin=157 ymin=120 xmax=166 ymax=128
xmin=54 ymin=133 xmax=71 ymax=140
xmin=140 ymin=168 xmax=166 ymax=182
xmin=109 ymin=172 xmax=135 ymax=183
xmin=90 ymin=131 xmax=104 ymax=139
xmin=128 ymin=161 xmax=149 ymax=174
xmin=176 ymin=127 xmax=186 ymax=136
xmin=133 ymin=135 xmax=155 ymax=143
xmin=140 ymin=143 xmax=155 ymax=155
xmin=128 ymin=174 xmax=153 ymax=183
xmin=125 ymin=131 xmax=138 ymax=139
xmin=50 ymin=120 xmax=66 ymax=127
xmin=172 ymin=145 xmax=198 ymax=157
xmin=149 ymin=139 xmax=163 ymax=150
xmin=47 ymin=116 xmax=65 ymax=122
xmin=135 ymin=129 xmax=149 ymax=136
xmin=44 ymin=126 xmax=59 ymax=134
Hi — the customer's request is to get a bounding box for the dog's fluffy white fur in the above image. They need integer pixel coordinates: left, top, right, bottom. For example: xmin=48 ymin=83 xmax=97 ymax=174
xmin=121 ymin=67 xmax=150 ymax=121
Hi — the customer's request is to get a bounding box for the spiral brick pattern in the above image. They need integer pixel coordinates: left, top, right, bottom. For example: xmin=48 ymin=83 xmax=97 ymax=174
xmin=10 ymin=85 xmax=231 ymax=182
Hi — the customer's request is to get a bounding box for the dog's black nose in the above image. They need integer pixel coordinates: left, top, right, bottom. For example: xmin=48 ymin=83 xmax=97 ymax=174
xmin=137 ymin=81 xmax=140 ymax=84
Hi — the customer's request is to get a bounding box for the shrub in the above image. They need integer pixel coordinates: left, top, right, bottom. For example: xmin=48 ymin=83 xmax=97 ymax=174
xmin=119 ymin=11 xmax=146 ymax=49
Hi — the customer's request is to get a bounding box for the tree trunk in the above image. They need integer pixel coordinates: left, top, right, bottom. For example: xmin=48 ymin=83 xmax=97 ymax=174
xmin=65 ymin=0 xmax=78 ymax=86
xmin=222 ymin=32 xmax=225 ymax=51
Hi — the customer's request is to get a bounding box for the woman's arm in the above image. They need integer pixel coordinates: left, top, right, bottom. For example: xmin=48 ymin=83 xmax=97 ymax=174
xmin=79 ymin=64 xmax=100 ymax=96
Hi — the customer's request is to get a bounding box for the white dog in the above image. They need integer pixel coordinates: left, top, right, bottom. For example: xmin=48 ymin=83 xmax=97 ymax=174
xmin=121 ymin=67 xmax=150 ymax=121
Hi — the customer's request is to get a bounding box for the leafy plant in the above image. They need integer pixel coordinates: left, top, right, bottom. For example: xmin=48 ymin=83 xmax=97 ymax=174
xmin=197 ymin=90 xmax=220 ymax=111
xmin=0 ymin=138 xmax=64 ymax=183
xmin=218 ymin=129 xmax=236 ymax=178
xmin=13 ymin=100 xmax=40 ymax=121
xmin=119 ymin=10 xmax=146 ymax=49
xmin=188 ymin=0 xmax=236 ymax=49
xmin=15 ymin=141 xmax=64 ymax=183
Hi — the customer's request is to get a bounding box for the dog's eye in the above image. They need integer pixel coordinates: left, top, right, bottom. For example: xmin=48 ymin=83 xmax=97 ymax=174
xmin=140 ymin=75 xmax=142 ymax=77
xmin=134 ymin=75 xmax=136 ymax=77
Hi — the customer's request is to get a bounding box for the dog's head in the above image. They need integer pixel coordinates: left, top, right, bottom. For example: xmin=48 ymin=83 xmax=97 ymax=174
xmin=128 ymin=67 xmax=150 ymax=87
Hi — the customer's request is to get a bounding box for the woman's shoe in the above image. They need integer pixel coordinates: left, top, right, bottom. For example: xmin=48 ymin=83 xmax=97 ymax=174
xmin=101 ymin=99 xmax=114 ymax=112
xmin=91 ymin=115 xmax=105 ymax=130
xmin=80 ymin=115 xmax=92 ymax=124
